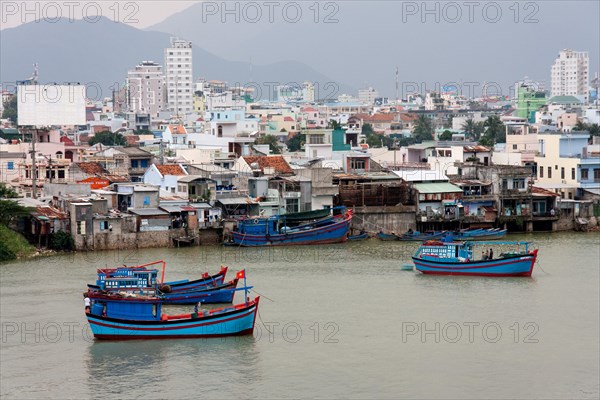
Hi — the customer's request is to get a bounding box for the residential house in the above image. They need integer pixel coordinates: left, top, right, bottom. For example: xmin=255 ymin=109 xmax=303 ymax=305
xmin=143 ymin=164 xmax=188 ymax=195
xmin=535 ymin=131 xmax=600 ymax=200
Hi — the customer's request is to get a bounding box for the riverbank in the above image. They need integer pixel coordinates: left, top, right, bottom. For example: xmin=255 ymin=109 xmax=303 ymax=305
xmin=0 ymin=224 xmax=36 ymax=262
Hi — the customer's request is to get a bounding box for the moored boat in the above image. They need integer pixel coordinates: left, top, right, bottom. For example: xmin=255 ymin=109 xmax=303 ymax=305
xmin=96 ymin=262 xmax=228 ymax=292
xmin=85 ymin=296 xmax=260 ymax=340
xmin=348 ymin=232 xmax=369 ymax=241
xmin=399 ymin=230 xmax=447 ymax=241
xmin=377 ymin=232 xmax=400 ymax=241
xmin=412 ymin=240 xmax=537 ymax=277
xmin=230 ymin=208 xmax=352 ymax=246
xmin=448 ymin=228 xmax=507 ymax=241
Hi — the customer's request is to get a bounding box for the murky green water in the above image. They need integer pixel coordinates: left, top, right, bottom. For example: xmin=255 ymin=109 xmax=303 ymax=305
xmin=1 ymin=232 xmax=599 ymax=399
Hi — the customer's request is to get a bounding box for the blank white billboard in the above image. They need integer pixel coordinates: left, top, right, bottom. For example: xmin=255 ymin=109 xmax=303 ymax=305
xmin=17 ymin=85 xmax=86 ymax=126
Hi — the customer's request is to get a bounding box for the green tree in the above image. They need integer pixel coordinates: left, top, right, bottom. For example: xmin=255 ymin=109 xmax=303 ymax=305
xmin=328 ymin=119 xmax=341 ymax=130
xmin=361 ymin=123 xmax=374 ymax=135
xmin=134 ymin=129 xmax=154 ymax=136
xmin=0 ymin=183 xmax=19 ymax=199
xmin=1 ymin=95 xmax=17 ymax=124
xmin=438 ymin=130 xmax=454 ymax=141
xmin=0 ymin=200 xmax=30 ymax=226
xmin=412 ymin=115 xmax=434 ymax=142
xmin=286 ymin=132 xmax=306 ymax=152
xmin=573 ymin=120 xmax=587 ymax=131
xmin=479 ymin=115 xmax=505 ymax=146
xmin=49 ymin=231 xmax=74 ymax=251
xmin=88 ymin=131 xmax=127 ymax=146
xmin=588 ymin=123 xmax=600 ymax=137
xmin=254 ymin=134 xmax=282 ymax=154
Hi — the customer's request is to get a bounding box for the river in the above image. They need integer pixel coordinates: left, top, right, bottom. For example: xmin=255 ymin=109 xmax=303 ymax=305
xmin=1 ymin=232 xmax=599 ymax=399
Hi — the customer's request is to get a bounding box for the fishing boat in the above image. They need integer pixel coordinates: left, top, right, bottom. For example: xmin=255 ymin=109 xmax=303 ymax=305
xmin=88 ymin=278 xmax=243 ymax=305
xmin=348 ymin=232 xmax=369 ymax=241
xmin=96 ymin=262 xmax=228 ymax=292
xmin=412 ymin=240 xmax=538 ymax=277
xmin=230 ymin=208 xmax=352 ymax=246
xmin=85 ymin=295 xmax=260 ymax=340
xmin=377 ymin=232 xmax=400 ymax=241
xmin=448 ymin=228 xmax=507 ymax=241
xmin=399 ymin=230 xmax=448 ymax=241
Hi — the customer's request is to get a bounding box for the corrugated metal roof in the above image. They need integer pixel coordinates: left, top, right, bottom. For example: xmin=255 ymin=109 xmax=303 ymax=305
xmin=217 ymin=197 xmax=257 ymax=205
xmin=413 ymin=182 xmax=463 ymax=194
xmin=128 ymin=208 xmax=169 ymax=216
xmin=160 ymin=206 xmax=184 ymax=213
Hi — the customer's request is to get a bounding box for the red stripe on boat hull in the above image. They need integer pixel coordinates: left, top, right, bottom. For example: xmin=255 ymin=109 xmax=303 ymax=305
xmin=93 ymin=328 xmax=255 ymax=340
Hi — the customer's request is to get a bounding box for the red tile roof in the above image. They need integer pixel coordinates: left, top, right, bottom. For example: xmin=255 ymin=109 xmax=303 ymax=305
xmin=301 ymin=107 xmax=318 ymax=112
xmin=284 ymin=116 xmax=295 ymax=122
xmin=243 ymin=156 xmax=294 ymax=175
xmin=168 ymin=125 xmax=187 ymax=135
xmin=60 ymin=136 xmax=75 ymax=146
xmin=399 ymin=114 xmax=418 ymax=122
xmin=75 ymin=162 xmax=107 ymax=175
xmin=156 ymin=164 xmax=187 ymax=176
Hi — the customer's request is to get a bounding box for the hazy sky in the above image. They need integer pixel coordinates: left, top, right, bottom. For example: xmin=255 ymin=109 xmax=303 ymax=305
xmin=0 ymin=1 xmax=198 ymax=29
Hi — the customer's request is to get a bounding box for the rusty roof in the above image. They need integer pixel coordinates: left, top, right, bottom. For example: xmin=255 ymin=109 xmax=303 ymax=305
xmin=243 ymin=156 xmax=294 ymax=175
xmin=532 ymin=186 xmax=559 ymax=197
xmin=156 ymin=164 xmax=187 ymax=176
xmin=35 ymin=206 xmax=68 ymax=219
xmin=463 ymin=145 xmax=491 ymax=152
xmin=75 ymin=162 xmax=107 ymax=175
xmin=353 ymin=113 xmax=395 ymax=123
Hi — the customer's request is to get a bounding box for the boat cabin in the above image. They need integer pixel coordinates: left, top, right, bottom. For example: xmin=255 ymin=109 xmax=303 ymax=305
xmin=96 ymin=268 xmax=159 ymax=290
xmin=416 ymin=241 xmax=473 ymax=262
xmin=90 ymin=297 xmax=162 ymax=321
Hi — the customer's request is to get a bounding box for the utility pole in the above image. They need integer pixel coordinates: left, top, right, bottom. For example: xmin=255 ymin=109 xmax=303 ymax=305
xmin=30 ymin=128 xmax=37 ymax=199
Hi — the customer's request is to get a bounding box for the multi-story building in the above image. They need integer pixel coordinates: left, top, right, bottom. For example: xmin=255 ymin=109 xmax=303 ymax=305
xmin=164 ymin=37 xmax=193 ymax=116
xmin=550 ymin=49 xmax=589 ymax=103
xmin=126 ymin=61 xmax=164 ymax=117
xmin=358 ymin=87 xmax=379 ymax=105
xmin=535 ymin=132 xmax=600 ymax=199
xmin=516 ymin=84 xmax=547 ymax=121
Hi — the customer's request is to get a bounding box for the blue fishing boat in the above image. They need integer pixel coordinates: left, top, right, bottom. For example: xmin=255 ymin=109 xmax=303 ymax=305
xmin=399 ymin=230 xmax=448 ymax=241
xmin=449 ymin=228 xmax=507 ymax=241
xmin=377 ymin=232 xmax=400 ymax=241
xmin=156 ymin=279 xmax=243 ymax=304
xmin=348 ymin=232 xmax=369 ymax=241
xmin=412 ymin=240 xmax=538 ymax=277
xmin=86 ymin=296 xmax=260 ymax=340
xmin=230 ymin=208 xmax=352 ymax=246
xmin=96 ymin=262 xmax=228 ymax=292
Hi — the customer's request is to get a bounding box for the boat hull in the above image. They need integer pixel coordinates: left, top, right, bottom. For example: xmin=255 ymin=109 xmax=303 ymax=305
xmin=87 ymin=299 xmax=259 ymax=340
xmin=400 ymin=231 xmax=447 ymax=241
xmin=413 ymin=250 xmax=537 ymax=277
xmin=231 ymin=215 xmax=351 ymax=246
xmin=160 ymin=281 xmax=238 ymax=304
xmin=164 ymin=267 xmax=227 ymax=292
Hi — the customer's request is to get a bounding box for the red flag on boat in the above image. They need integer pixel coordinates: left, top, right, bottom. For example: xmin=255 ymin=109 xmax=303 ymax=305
xmin=236 ymin=270 xmax=245 ymax=280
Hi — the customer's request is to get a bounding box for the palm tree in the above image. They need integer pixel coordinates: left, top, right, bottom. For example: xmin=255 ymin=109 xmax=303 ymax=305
xmin=479 ymin=115 xmax=504 ymax=146
xmin=573 ymin=120 xmax=587 ymax=131
xmin=413 ymin=115 xmax=433 ymax=142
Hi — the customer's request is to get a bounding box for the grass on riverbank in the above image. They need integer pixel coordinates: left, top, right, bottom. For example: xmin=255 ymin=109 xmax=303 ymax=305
xmin=0 ymin=224 xmax=36 ymax=263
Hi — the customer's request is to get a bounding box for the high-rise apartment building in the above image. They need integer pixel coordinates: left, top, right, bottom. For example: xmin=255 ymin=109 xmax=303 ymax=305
xmin=126 ymin=61 xmax=164 ymax=117
xmin=164 ymin=37 xmax=193 ymax=116
xmin=550 ymin=49 xmax=589 ymax=103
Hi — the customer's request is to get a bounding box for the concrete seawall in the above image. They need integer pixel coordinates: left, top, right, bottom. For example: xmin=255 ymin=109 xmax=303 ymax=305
xmin=350 ymin=205 xmax=417 ymax=234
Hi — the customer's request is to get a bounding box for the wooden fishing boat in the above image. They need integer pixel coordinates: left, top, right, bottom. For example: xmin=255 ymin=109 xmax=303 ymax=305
xmin=348 ymin=232 xmax=369 ymax=241
xmin=399 ymin=230 xmax=448 ymax=241
xmin=96 ymin=262 xmax=228 ymax=292
xmin=448 ymin=228 xmax=507 ymax=241
xmin=230 ymin=208 xmax=352 ymax=246
xmin=412 ymin=240 xmax=537 ymax=277
xmin=86 ymin=296 xmax=260 ymax=340
xmin=377 ymin=232 xmax=400 ymax=241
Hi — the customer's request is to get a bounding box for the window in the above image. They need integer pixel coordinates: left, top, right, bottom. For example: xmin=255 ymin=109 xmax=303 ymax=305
xmin=539 ymin=166 xmax=543 ymax=178
xmin=514 ymin=178 xmax=525 ymax=189
xmin=99 ymin=221 xmax=109 ymax=231
xmin=143 ymin=196 xmax=150 ymax=206
xmin=7 ymin=162 xmax=14 ymax=170
xmin=561 ymin=167 xmax=565 ymax=179
xmin=77 ymin=221 xmax=86 ymax=235
xmin=548 ymin=166 xmax=552 ymax=179
xmin=502 ymin=179 xmax=508 ymax=190
xmin=286 ymin=198 xmax=299 ymax=213
xmin=594 ymin=169 xmax=600 ymax=182
xmin=581 ymin=169 xmax=588 ymax=179
xmin=512 ymin=144 xmax=517 ymax=150
xmin=571 ymin=168 xmax=576 ymax=180
xmin=350 ymin=159 xmax=366 ymax=170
